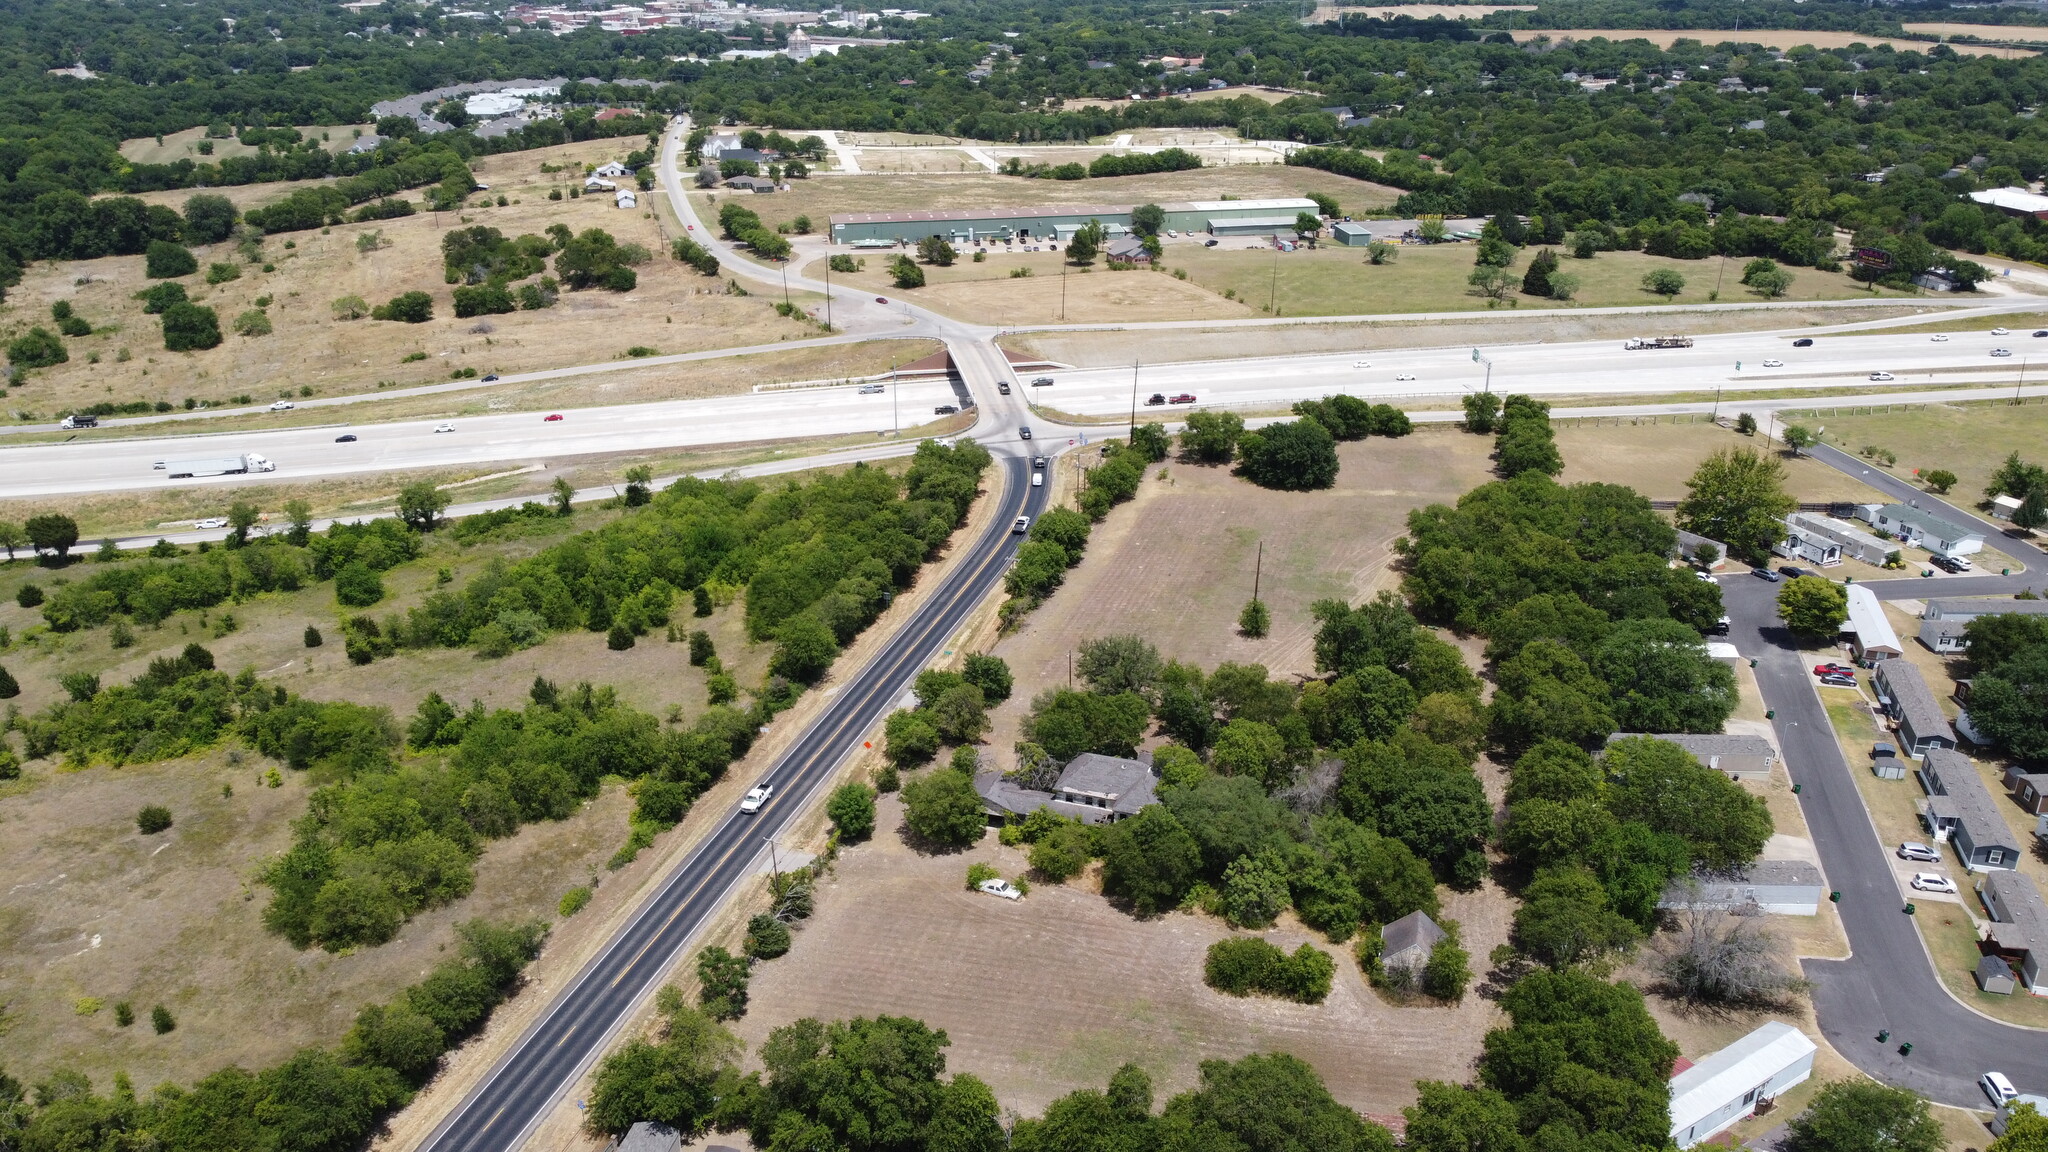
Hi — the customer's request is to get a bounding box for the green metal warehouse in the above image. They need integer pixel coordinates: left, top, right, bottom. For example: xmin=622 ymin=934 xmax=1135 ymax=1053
xmin=828 ymin=197 xmax=1323 ymax=244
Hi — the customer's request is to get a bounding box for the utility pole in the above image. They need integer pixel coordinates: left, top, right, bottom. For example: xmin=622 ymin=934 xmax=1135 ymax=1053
xmin=824 ymin=260 xmax=833 ymax=330
xmin=765 ymin=837 xmax=780 ymax=878
xmin=891 ymin=361 xmax=899 ymax=435
xmin=1712 ymin=383 xmax=1723 ymax=422
xmin=1268 ymin=247 xmax=1280 ymax=314
xmin=1129 ymin=359 xmax=1140 ymax=439
xmin=1060 ymin=264 xmax=1067 ymax=322
xmin=2018 ymin=358 xmax=2028 ymax=405
xmin=1252 ymin=539 xmax=1263 ymax=603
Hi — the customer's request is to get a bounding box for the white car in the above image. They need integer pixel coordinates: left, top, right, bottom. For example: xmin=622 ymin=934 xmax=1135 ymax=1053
xmin=1013 ymin=516 xmax=1030 ymax=534
xmin=1898 ymin=842 xmax=1941 ymax=862
xmin=269 ymin=400 xmax=295 ymax=411
xmin=858 ymin=384 xmax=884 ymax=394
xmin=1353 ymin=360 xmax=1372 ymax=368
xmin=739 ymin=784 xmax=774 ymax=814
xmin=1993 ymin=348 xmax=2014 ymax=357
xmin=433 ymin=422 xmax=455 ymax=433
xmin=1931 ymin=333 xmax=1950 ymax=342
xmin=1909 ymin=872 xmax=1957 ymax=894
xmin=195 ymin=517 xmax=228 ymax=530
xmin=1993 ymin=327 xmax=2011 ymax=336
xmin=1761 ymin=359 xmax=1783 ymax=367
xmin=1394 ymin=372 xmax=1416 ymax=381
xmin=977 ymin=878 xmax=1023 ymax=900
xmin=1983 ymin=1072 xmax=2020 ymax=1106
xmin=1869 ymin=371 xmax=1895 ymax=381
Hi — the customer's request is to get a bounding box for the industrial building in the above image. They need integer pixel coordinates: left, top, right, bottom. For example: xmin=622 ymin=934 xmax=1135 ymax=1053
xmin=827 ymin=197 xmax=1322 ymax=244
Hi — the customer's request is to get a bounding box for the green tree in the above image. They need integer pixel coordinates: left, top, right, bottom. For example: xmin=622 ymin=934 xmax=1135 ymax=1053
xmin=1131 ymin=203 xmax=1166 ymax=236
xmin=160 ymin=302 xmax=222 ymax=351
xmin=1778 ymin=575 xmax=1849 ymax=638
xmin=1366 ymin=239 xmax=1397 ymax=265
xmin=396 ymin=481 xmax=450 ymax=532
xmin=1238 ymin=598 xmax=1270 ymax=638
xmin=1785 ymin=1081 xmax=1943 ymax=1152
xmin=1512 ymin=864 xmax=1641 ymax=966
xmin=885 ymin=708 xmax=941 ymax=767
xmin=1066 ymin=219 xmax=1106 ymax=265
xmin=1642 ymin=268 xmax=1687 ymax=297
xmin=1467 ymin=264 xmax=1517 ymax=305
xmin=1100 ymin=805 xmax=1202 ymax=915
xmin=1236 ymin=418 xmax=1339 ymax=490
xmin=827 ymin=782 xmax=876 ymax=842
xmin=1221 ymin=850 xmax=1291 ymax=928
xmin=1166 ymin=1053 xmax=1389 ymax=1149
xmin=1422 ymin=934 xmax=1472 ymax=1001
xmin=1130 ymin=422 xmax=1171 ymax=461
xmin=372 ymin=291 xmax=433 ymax=322
xmin=7 ymin=327 xmax=67 ymax=369
xmin=1604 ymin=735 xmax=1771 ymax=868
xmin=695 ymin=946 xmax=751 ymax=1020
xmin=1461 ymin=391 xmax=1502 ymax=433
xmin=1922 ymin=469 xmax=1957 ymax=494
xmin=1294 ymin=211 xmax=1323 ymax=244
xmin=584 ymin=995 xmax=740 ymax=1138
xmin=917 ymin=235 xmax=957 ymax=266
xmin=1782 ymin=424 xmax=1817 ymax=454
xmin=1076 ymin=634 xmax=1161 ymax=696
xmin=1970 ymin=647 xmax=2048 ymax=760
xmin=1992 ymin=1102 xmax=2048 ymax=1152
xmin=1023 ymin=688 xmax=1150 ymax=762
xmin=25 ymin=513 xmax=79 ymax=562
xmin=137 ymin=804 xmax=173 ymax=833
xmin=925 ymin=1073 xmax=1005 ymax=1152
xmin=1677 ymin=448 xmax=1797 ymax=563
xmin=183 ymin=192 xmax=239 ymax=244
xmin=1592 ymin=618 xmax=1738 ymax=733
xmin=1403 ymin=1082 xmax=1524 ymax=1152
xmin=1520 ymin=247 xmax=1559 ymax=296
xmin=151 ymin=1004 xmax=177 ymax=1033
xmin=145 ymin=239 xmax=198 ymax=278
xmin=961 ymin=653 xmax=1013 ymax=704
xmin=1179 ymin=410 xmax=1245 ymax=464
xmin=1747 ymin=265 xmax=1794 ymax=298
xmin=889 ymin=254 xmax=926 ymax=288
xmin=772 ymin=614 xmax=840 ymax=683
xmin=902 ymin=768 xmax=985 ymax=848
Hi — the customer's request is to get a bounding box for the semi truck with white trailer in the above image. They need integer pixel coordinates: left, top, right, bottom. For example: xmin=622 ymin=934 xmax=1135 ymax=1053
xmin=1624 ymin=335 xmax=1694 ymax=350
xmin=162 ymin=453 xmax=275 ymax=479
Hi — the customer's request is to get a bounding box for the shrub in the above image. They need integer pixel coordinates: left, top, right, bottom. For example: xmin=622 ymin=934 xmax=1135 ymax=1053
xmin=160 ymin=302 xmax=222 ymax=351
xmin=8 ymin=327 xmax=68 ymax=369
xmin=372 ymin=291 xmax=435 ymax=323
xmin=150 ymin=1004 xmax=176 ymax=1033
xmin=206 ymin=261 xmax=242 ymax=285
xmin=234 ymin=309 xmax=272 ymax=337
xmin=966 ymin=861 xmax=1001 ymax=889
xmin=335 ymin=560 xmax=385 ymax=607
xmin=607 ymin=623 xmax=635 ymax=650
xmin=1203 ymin=937 xmax=1334 ymax=1003
xmin=17 ymin=584 xmax=44 ymax=608
xmin=145 ymin=240 xmax=198 ymax=279
xmin=559 ymin=886 xmax=593 ymax=916
xmin=139 ymin=282 xmax=189 ymax=314
xmin=745 ymin=913 xmax=792 ymax=959
xmin=903 ymin=767 xmax=985 ymax=847
xmin=114 ymin=1001 xmax=134 ymax=1027
xmin=0 ymin=666 xmax=16 ymax=699
xmin=826 ymin=782 xmax=876 ymax=841
xmin=304 ymin=625 xmax=324 ymax=647
xmin=695 ymin=945 xmax=750 ymax=1020
xmin=1026 ymin=822 xmax=1092 ymax=881
xmin=688 ymin=630 xmax=716 ymax=665
xmin=137 ymin=805 xmax=174 ymax=834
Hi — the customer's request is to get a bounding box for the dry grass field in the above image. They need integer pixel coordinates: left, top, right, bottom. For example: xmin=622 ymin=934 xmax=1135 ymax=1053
xmin=1784 ymin=398 xmax=2048 ymax=512
xmin=1505 ymin=27 xmax=2037 ymax=56
xmin=118 ymin=123 xmax=379 ymax=165
xmin=1553 ymin=422 xmax=1893 ymax=502
xmin=806 ymin=251 xmax=1252 ymax=327
xmin=1003 ymin=305 xmax=1947 ymax=368
xmin=1904 ymin=21 xmax=2048 ymax=43
xmin=1308 ymin=3 xmax=1533 ymax=19
xmin=6 ymin=138 xmax=825 ymax=418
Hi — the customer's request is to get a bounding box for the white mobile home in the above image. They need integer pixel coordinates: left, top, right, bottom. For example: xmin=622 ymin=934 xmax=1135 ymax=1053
xmin=1669 ymin=1022 xmax=1818 ymax=1148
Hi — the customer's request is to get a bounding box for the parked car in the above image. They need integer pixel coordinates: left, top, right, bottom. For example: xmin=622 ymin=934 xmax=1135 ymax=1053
xmin=1910 ymin=873 xmax=1958 ymax=894
xmin=1898 ymin=842 xmax=1941 ymax=863
xmin=1983 ymin=1072 xmax=2020 ymax=1106
xmin=1819 ymin=673 xmax=1857 ymax=688
xmin=1793 ymin=338 xmax=1814 ymax=347
xmin=934 ymin=404 xmax=959 ymax=415
xmin=1930 ymin=553 xmax=1973 ymax=573
xmin=739 ymin=785 xmax=774 ymax=814
xmin=977 ymin=878 xmax=1023 ymax=900
xmin=1780 ymin=566 xmax=1811 ymax=579
xmin=1145 ymin=393 xmax=1168 ymax=406
xmin=1761 ymin=358 xmax=1784 ymax=367
xmin=1018 ymin=426 xmax=1032 ymax=439
xmin=269 ymin=400 xmax=295 ymax=411
xmin=544 ymin=413 xmax=564 ymax=421
xmin=1169 ymin=393 xmax=1196 ymax=404
xmin=1870 ymin=371 xmax=1895 ymax=381
xmin=875 ymin=296 xmax=888 ymax=304
xmin=1930 ymin=334 xmax=1950 ymax=342
xmin=334 ymin=433 xmax=358 ymax=443
xmin=433 ymin=422 xmax=455 ymax=433
xmin=1753 ymin=567 xmax=1783 ymax=582
xmin=195 ymin=517 xmax=228 ymax=530
xmin=1707 ymin=615 xmax=1731 ymax=635
xmin=1993 ymin=348 xmax=2014 ymax=357
xmin=1012 ymin=516 xmax=1030 ymax=534
xmin=1814 ymin=663 xmax=1856 ymax=676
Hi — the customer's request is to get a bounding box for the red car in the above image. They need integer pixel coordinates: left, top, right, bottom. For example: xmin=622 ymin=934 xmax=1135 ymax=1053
xmin=1169 ymin=393 xmax=1197 ymax=404
xmin=1814 ymin=662 xmax=1855 ymax=677
xmin=875 ymin=297 xmax=889 ymax=305
xmin=544 ymin=413 xmax=564 ymax=422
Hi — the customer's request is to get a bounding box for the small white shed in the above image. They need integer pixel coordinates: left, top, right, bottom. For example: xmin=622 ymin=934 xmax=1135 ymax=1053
xmin=1669 ymin=1021 xmax=1817 ymax=1148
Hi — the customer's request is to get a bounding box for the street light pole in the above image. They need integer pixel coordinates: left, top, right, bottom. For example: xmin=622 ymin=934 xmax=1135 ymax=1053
xmin=2018 ymin=357 xmax=2028 ymax=406
xmin=781 ymin=261 xmax=789 ymax=307
xmin=824 ymin=261 xmax=832 ymax=331
xmin=1129 ymin=359 xmax=1139 ymax=439
xmin=891 ymin=361 xmax=899 ymax=435
xmin=1060 ymin=264 xmax=1067 ymax=322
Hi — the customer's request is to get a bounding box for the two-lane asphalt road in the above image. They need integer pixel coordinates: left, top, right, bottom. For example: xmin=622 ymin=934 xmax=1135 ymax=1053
xmin=415 ymin=454 xmax=1050 ymax=1152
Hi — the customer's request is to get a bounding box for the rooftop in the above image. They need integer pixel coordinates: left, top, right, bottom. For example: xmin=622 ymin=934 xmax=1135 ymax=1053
xmin=1971 ymin=186 xmax=2048 ymax=213
xmin=1846 ymin=584 xmax=1902 ymax=653
xmin=1876 ymin=660 xmax=1956 ymax=745
xmin=1924 ymin=748 xmax=2020 ymax=849
xmin=1670 ymin=1022 xmax=1817 ymax=1136
xmin=1984 ymin=869 xmax=2048 ymax=954
xmin=1878 ymin=502 xmax=1981 ymax=542
xmin=1609 ymin=732 xmax=1775 ymax=759
xmin=830 ymin=204 xmax=1131 ymax=226
xmin=1161 ymin=197 xmax=1321 ymax=213
xmin=1382 ymin=909 xmax=1445 ymax=957
xmin=1925 ymin=598 xmax=2048 ymax=620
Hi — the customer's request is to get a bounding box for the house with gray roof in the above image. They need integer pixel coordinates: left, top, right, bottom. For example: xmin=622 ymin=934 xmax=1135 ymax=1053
xmin=1608 ymin=732 xmax=1777 ymax=781
xmin=1658 ymin=860 xmax=1826 ymax=916
xmin=1918 ymin=597 xmax=2048 ymax=654
xmin=1787 ymin=511 xmax=1891 ymax=566
xmin=1980 ymin=869 xmax=2048 ymax=993
xmin=1380 ymin=910 xmax=1446 ymax=972
xmin=1921 ymin=749 xmax=2021 ymax=871
xmin=975 ymin=752 xmax=1157 ymax=826
xmin=1873 ymin=659 xmax=1955 ymax=758
xmin=1674 ymin=529 xmax=1730 ymax=569
xmin=1855 ymin=502 xmax=1986 ymax=558
xmin=617 ymin=1121 xmax=682 ymax=1152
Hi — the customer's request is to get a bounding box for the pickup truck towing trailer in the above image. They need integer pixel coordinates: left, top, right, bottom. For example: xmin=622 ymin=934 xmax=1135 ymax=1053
xmin=165 ymin=453 xmax=275 ymax=479
xmin=1624 ymin=336 xmax=1694 ymax=349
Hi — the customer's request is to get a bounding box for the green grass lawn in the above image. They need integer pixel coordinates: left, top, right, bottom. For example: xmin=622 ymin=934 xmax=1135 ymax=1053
xmin=1164 ymin=243 xmax=1918 ymax=317
xmin=1784 ymin=399 xmax=2048 ymax=518
xmin=1918 ymin=908 xmax=2048 ymax=1028
xmin=1856 ymin=309 xmax=2048 ymax=335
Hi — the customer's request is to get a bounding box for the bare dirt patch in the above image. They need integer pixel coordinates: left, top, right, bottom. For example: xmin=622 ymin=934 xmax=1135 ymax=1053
xmin=730 ymin=791 xmax=1509 ymax=1120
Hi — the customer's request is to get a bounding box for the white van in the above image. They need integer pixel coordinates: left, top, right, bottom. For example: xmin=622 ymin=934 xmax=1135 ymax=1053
xmin=1031 ymin=472 xmax=1044 ymax=487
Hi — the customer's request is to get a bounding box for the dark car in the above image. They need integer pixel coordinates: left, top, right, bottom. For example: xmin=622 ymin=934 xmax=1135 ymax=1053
xmin=1019 ymin=426 xmax=1033 ymax=440
xmin=934 ymin=404 xmax=959 ymax=415
xmin=1819 ymin=673 xmax=1857 ymax=688
xmin=334 ymin=433 xmax=358 ymax=442
xmin=2035 ymin=330 xmax=2048 ymax=337
xmin=1145 ymin=393 xmax=1167 ymax=405
xmin=1792 ymin=338 xmax=1814 ymax=347
xmin=1779 ymin=566 xmax=1811 ymax=579
xmin=481 ymin=373 xmax=499 ymax=382
xmin=1032 ymin=456 xmax=1048 ymax=469
xmin=1753 ymin=567 xmax=1783 ymax=582
xmin=875 ymin=297 xmax=888 ymax=304
xmin=1707 ymin=615 xmax=1731 ymax=635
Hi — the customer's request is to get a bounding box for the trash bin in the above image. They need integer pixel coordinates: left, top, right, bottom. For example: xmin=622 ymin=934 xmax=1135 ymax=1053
xmin=1900 ymin=1042 xmax=1913 ymax=1056
xmin=1749 ymin=658 xmax=1758 ymax=668
xmin=1877 ymin=1029 xmax=1891 ymax=1043
xmin=1904 ymin=903 xmax=1916 ymax=915
xmin=1766 ymin=708 xmax=1776 ymax=719
xmin=1792 ymin=783 xmax=1802 ymax=794
xmin=1830 ymin=891 xmax=1841 ymax=903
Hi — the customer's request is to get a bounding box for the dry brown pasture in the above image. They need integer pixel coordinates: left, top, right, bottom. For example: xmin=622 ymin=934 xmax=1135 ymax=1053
xmin=1552 ymin=422 xmax=1893 ymax=503
xmin=806 ymin=251 xmax=1251 ymax=327
xmin=732 ymin=790 xmax=1512 ymax=1122
xmin=118 ymin=124 xmax=379 ymax=166
xmin=8 ymin=137 xmax=822 ymax=418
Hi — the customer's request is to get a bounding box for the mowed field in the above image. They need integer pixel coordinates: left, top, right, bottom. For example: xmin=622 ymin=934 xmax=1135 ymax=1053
xmin=1553 ymin=422 xmax=1894 ymax=503
xmin=1504 ymin=27 xmax=2038 ymax=57
xmin=1779 ymin=397 xmax=2048 ymax=513
xmin=8 ymin=137 xmax=827 ymax=419
xmin=0 ymin=502 xmax=780 ymax=1088
xmin=807 ymin=250 xmax=1253 ymax=326
xmin=696 ymin=166 xmax=1400 ymax=232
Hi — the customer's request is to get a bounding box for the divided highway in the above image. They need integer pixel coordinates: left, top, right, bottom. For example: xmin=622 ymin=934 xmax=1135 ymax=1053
xmin=415 ymin=454 xmax=1050 ymax=1152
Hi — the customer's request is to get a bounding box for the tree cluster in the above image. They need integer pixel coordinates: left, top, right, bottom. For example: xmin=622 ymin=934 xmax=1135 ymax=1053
xmin=1203 ymin=935 xmax=1335 ymax=1003
xmin=1963 ymin=609 xmax=2048 ymax=760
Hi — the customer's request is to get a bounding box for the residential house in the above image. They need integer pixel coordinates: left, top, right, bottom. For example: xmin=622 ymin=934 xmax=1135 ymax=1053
xmin=615 ymin=189 xmax=637 ymax=209
xmin=974 ymin=752 xmax=1158 ymax=826
xmin=1675 ymin=529 xmax=1730 ymax=569
xmin=593 ymin=161 xmax=631 ymax=178
xmin=1921 ymin=749 xmax=2022 ymax=871
xmin=618 ymin=1121 xmax=682 ymax=1152
xmin=1873 ymin=659 xmax=1956 ymax=758
xmin=1608 ymin=732 xmax=1776 ymax=780
xmin=1844 ymin=585 xmax=1904 ymax=663
xmin=1913 ymin=269 xmax=1961 ymax=292
xmin=1668 ymin=1022 xmax=1818 ymax=1149
xmin=1918 ymin=598 xmax=2048 ymax=654
xmin=1774 ymin=524 xmax=1841 ymax=568
xmin=1105 ymin=235 xmax=1152 ymax=264
xmin=1658 ymin=861 xmax=1825 ymax=916
xmin=2006 ymin=770 xmax=2048 ymax=837
xmin=1380 ymin=910 xmax=1446 ymax=972
xmin=1786 ymin=511 xmax=1891 ymax=566
xmin=584 ymin=176 xmax=617 ymax=191
xmin=346 ymin=133 xmax=385 ymax=154
xmin=1996 ymin=1097 xmax=2048 ymax=1136
xmin=723 ymin=175 xmax=778 ymax=193
xmin=1980 ymin=869 xmax=2048 ymax=993
xmin=1854 ymin=503 xmax=1986 ymax=559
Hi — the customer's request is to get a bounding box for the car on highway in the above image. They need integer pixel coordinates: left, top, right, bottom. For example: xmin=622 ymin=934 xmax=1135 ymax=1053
xmin=195 ymin=517 xmax=228 ymax=530
xmin=434 ymin=422 xmax=455 ymax=433
xmin=1818 ymin=673 xmax=1857 ymax=688
xmin=544 ymin=413 xmax=564 ymax=421
xmin=1012 ymin=516 xmax=1031 ymax=534
xmin=1814 ymin=662 xmax=1856 ymax=676
xmin=1018 ymin=426 xmax=1032 ymax=439
xmin=482 ymin=373 xmax=498 ymax=382
xmin=858 ymin=384 xmax=884 ymax=394
xmin=1910 ymin=872 xmax=1958 ymax=895
xmin=1353 ymin=360 xmax=1372 ymax=368
xmin=1993 ymin=327 xmax=2011 ymax=336
xmin=934 ymin=404 xmax=959 ymax=415
xmin=153 ymin=460 xmax=166 ymax=469
xmin=1993 ymin=348 xmax=2014 ymax=357
xmin=1031 ymin=376 xmax=1054 ymax=386
xmin=269 ymin=400 xmax=295 ymax=411
xmin=1169 ymin=393 xmax=1196 ymax=404
xmin=334 ymin=433 xmax=357 ymax=443
xmin=739 ymin=785 xmax=773 ymax=814
xmin=875 ymin=296 xmax=888 ymax=304
xmin=1869 ymin=371 xmax=1895 ymax=381
xmin=1898 ymin=842 xmax=1941 ymax=862
xmin=1792 ymin=338 xmax=1814 ymax=347
xmin=977 ymin=878 xmax=1023 ymax=900
xmin=1031 ymin=472 xmax=1044 ymax=487
xmin=2036 ymin=330 xmax=2048 ymax=338
xmin=1032 ymin=456 xmax=1048 ymax=469
xmin=1930 ymin=334 xmax=1950 ymax=342
xmin=1753 ymin=567 xmax=1782 ymax=582
xmin=1983 ymin=1072 xmax=2020 ymax=1106
xmin=1761 ymin=358 xmax=1783 ymax=367
xmin=1145 ymin=393 xmax=1167 ymax=405
xmin=997 ymin=382 xmax=1010 ymax=394
xmin=1394 ymin=372 xmax=1416 ymax=381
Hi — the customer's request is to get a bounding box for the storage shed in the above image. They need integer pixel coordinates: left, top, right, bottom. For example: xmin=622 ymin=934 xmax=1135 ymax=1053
xmin=618 ymin=1121 xmax=682 ymax=1152
xmin=1845 ymin=584 xmax=1903 ymax=662
xmin=1668 ymin=1022 xmax=1817 ymax=1149
xmin=1331 ymin=221 xmax=1375 ymax=246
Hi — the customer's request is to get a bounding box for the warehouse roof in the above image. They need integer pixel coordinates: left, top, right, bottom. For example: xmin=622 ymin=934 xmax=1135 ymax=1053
xmin=830 ymin=204 xmax=1128 ymax=225
xmin=1161 ymin=197 xmax=1320 ymax=212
